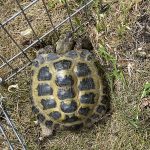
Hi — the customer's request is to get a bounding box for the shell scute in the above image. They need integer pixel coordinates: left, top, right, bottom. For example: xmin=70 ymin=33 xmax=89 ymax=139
xmin=37 ymin=113 xmax=45 ymax=122
xmin=80 ymin=93 xmax=96 ymax=104
xmin=37 ymin=84 xmax=53 ymax=96
xmin=76 ymin=63 xmax=91 ymax=77
xmin=47 ymin=53 xmax=59 ymax=61
xmin=57 ymin=88 xmax=75 ymax=100
xmin=56 ymin=75 xmax=74 ymax=86
xmin=54 ymin=60 xmax=72 ymax=71
xmin=60 ymin=101 xmax=77 ymax=113
xmin=41 ymin=99 xmax=56 ymax=110
xmin=78 ymin=107 xmax=90 ymax=116
xmin=63 ymin=115 xmax=79 ymax=123
xmin=38 ymin=66 xmax=52 ymax=81
xmin=45 ymin=120 xmax=53 ymax=127
xmin=65 ymin=50 xmax=78 ymax=58
xmin=49 ymin=111 xmax=61 ymax=120
xmin=78 ymin=77 xmax=95 ymax=90
xmin=80 ymin=49 xmax=91 ymax=58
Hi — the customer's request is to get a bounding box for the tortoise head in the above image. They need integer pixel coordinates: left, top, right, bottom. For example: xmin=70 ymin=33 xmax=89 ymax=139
xmin=56 ymin=32 xmax=75 ymax=54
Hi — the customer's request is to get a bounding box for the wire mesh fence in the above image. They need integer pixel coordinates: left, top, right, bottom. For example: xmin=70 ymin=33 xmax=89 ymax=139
xmin=0 ymin=0 xmax=94 ymax=149
xmin=0 ymin=0 xmax=94 ymax=84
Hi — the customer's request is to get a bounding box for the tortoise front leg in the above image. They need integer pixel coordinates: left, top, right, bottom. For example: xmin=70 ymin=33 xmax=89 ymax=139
xmin=36 ymin=45 xmax=56 ymax=57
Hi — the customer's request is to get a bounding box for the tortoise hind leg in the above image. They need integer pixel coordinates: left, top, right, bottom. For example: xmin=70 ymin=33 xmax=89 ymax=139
xmin=39 ymin=123 xmax=53 ymax=140
xmin=84 ymin=103 xmax=109 ymax=128
xmin=92 ymin=93 xmax=111 ymax=124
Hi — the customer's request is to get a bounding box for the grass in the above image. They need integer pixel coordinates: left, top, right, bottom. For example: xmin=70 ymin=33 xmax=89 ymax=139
xmin=141 ymin=82 xmax=150 ymax=99
xmin=98 ymin=43 xmax=126 ymax=91
xmin=0 ymin=0 xmax=150 ymax=150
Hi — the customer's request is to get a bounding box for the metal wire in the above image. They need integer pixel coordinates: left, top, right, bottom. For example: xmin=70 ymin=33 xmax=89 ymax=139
xmin=64 ymin=0 xmax=75 ymax=32
xmin=0 ymin=124 xmax=14 ymax=150
xmin=0 ymin=0 xmax=94 ymax=148
xmin=0 ymin=55 xmax=15 ymax=70
xmin=83 ymin=0 xmax=89 ymax=20
xmin=41 ymin=0 xmax=59 ymax=39
xmin=0 ymin=95 xmax=27 ymax=150
xmin=5 ymin=61 xmax=31 ymax=82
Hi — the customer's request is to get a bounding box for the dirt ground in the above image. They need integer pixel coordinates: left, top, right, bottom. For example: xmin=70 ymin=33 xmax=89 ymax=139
xmin=0 ymin=0 xmax=150 ymax=150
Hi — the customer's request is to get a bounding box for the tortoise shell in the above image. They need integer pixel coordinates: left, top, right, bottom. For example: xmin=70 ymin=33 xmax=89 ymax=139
xmin=31 ymin=49 xmax=108 ymax=128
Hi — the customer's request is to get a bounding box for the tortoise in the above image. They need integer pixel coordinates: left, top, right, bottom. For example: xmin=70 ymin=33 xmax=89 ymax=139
xmin=31 ymin=32 xmax=110 ymax=139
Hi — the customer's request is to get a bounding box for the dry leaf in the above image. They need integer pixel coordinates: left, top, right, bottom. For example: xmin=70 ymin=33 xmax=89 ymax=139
xmin=140 ymin=98 xmax=150 ymax=110
xmin=117 ymin=59 xmax=134 ymax=69
xmin=127 ymin=63 xmax=134 ymax=77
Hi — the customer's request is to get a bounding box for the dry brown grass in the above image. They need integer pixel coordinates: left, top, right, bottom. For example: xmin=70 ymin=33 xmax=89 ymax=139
xmin=0 ymin=0 xmax=150 ymax=150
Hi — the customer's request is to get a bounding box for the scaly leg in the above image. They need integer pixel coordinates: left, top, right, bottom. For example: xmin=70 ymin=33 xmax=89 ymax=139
xmin=39 ymin=123 xmax=53 ymax=141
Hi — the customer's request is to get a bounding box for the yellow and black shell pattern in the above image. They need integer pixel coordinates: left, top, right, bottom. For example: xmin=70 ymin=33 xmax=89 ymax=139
xmin=31 ymin=50 xmax=107 ymax=128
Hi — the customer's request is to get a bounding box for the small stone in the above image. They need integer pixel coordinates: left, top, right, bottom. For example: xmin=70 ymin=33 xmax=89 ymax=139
xmin=135 ymin=51 xmax=146 ymax=58
xmin=34 ymin=120 xmax=38 ymax=125
xmin=20 ymin=28 xmax=32 ymax=37
xmin=137 ymin=47 xmax=142 ymax=51
xmin=0 ymin=78 xmax=3 ymax=84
